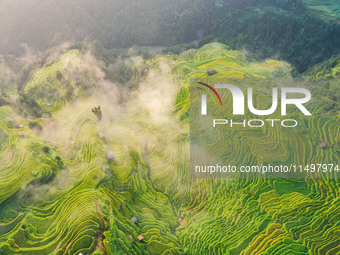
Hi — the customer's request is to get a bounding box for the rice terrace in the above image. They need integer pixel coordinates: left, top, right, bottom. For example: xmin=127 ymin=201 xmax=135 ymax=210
xmin=0 ymin=0 xmax=339 ymax=254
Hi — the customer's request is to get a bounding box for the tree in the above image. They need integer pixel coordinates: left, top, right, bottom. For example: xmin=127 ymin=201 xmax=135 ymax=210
xmin=56 ymin=71 xmax=63 ymax=80
xmin=42 ymin=146 xmax=50 ymax=153
xmin=55 ymin=156 xmax=63 ymax=167
xmin=92 ymin=106 xmax=102 ymax=120
xmin=28 ymin=121 xmax=42 ymax=130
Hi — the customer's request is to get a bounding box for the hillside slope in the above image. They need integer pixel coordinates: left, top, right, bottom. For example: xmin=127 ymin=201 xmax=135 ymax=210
xmin=0 ymin=43 xmax=339 ymax=255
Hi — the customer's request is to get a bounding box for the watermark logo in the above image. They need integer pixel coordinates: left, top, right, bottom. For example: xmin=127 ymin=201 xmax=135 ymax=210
xmin=199 ymin=82 xmax=311 ymax=116
xmin=197 ymin=82 xmax=311 ymax=128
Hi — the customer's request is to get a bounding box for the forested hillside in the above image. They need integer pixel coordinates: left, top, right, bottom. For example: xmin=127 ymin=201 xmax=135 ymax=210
xmin=0 ymin=0 xmax=339 ymax=72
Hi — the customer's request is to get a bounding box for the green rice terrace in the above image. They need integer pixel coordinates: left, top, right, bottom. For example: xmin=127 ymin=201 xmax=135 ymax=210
xmin=303 ymin=0 xmax=340 ymax=22
xmin=0 ymin=43 xmax=339 ymax=254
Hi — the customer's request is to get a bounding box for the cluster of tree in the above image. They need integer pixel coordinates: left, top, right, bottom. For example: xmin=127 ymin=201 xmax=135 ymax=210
xmin=0 ymin=93 xmax=8 ymax=107
xmin=18 ymin=93 xmax=42 ymax=117
xmin=0 ymin=0 xmax=339 ymax=72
